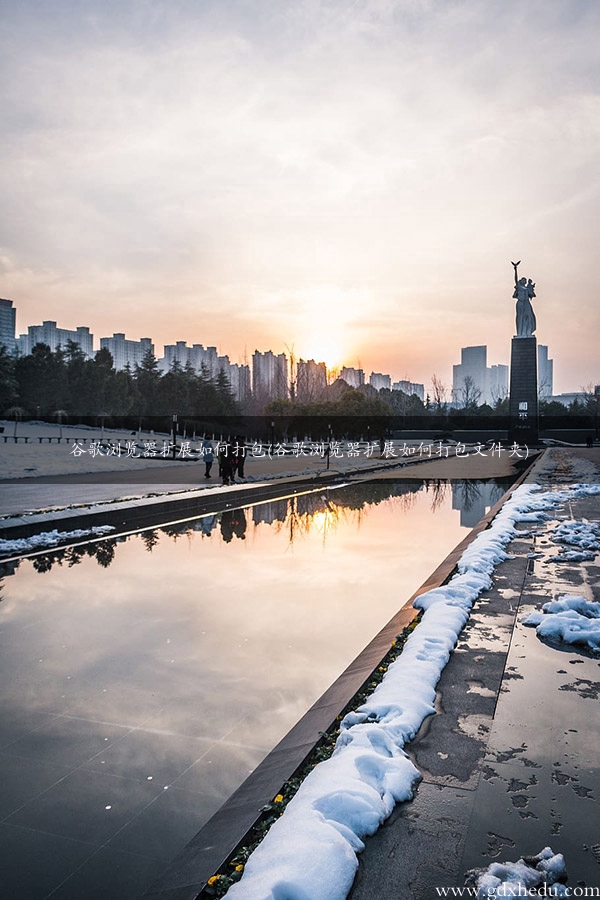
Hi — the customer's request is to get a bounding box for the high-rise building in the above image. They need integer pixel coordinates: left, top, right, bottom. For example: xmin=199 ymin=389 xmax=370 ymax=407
xmin=369 ymin=372 xmax=391 ymax=391
xmin=392 ymin=380 xmax=425 ymax=401
xmin=0 ymin=298 xmax=16 ymax=353
xmin=100 ymin=333 xmax=154 ymax=370
xmin=227 ymin=363 xmax=252 ymax=404
xmin=340 ymin=366 xmax=365 ymax=388
xmin=158 ymin=341 xmax=250 ymax=402
xmin=488 ymin=365 xmax=509 ymax=404
xmin=297 ymin=359 xmax=327 ymax=401
xmin=18 ymin=320 xmax=94 ymax=358
xmin=159 ymin=342 xmax=221 ymax=378
xmin=538 ymin=345 xmax=554 ymax=399
xmin=252 ymin=350 xmax=288 ymax=400
xmin=453 ymin=345 xmax=488 ymax=406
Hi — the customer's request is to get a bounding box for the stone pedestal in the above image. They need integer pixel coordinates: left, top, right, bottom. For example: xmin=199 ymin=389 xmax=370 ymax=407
xmin=509 ymin=336 xmax=538 ymax=444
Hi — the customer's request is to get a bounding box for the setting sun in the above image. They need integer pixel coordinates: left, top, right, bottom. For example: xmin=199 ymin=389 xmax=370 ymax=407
xmin=300 ymin=335 xmax=344 ymax=373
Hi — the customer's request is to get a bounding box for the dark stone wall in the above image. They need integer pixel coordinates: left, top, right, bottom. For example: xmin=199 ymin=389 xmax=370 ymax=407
xmin=509 ymin=336 xmax=538 ymax=442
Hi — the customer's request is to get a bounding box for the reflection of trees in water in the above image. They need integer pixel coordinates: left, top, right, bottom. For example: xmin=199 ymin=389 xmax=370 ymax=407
xmin=327 ymin=481 xmax=423 ymax=513
xmin=422 ymin=479 xmax=449 ymax=513
xmin=452 ymin=480 xmax=507 ymax=515
xmin=29 ymin=539 xmax=118 ymax=574
xmin=161 ymin=522 xmax=191 ymax=540
xmin=454 ymin=480 xmax=483 ymax=515
xmin=15 ymin=478 xmax=511 ymax=572
xmin=141 ymin=530 xmax=159 ymax=552
xmin=264 ymin=481 xmax=429 ymax=546
xmin=271 ymin=494 xmax=344 ymax=545
xmin=94 ymin=541 xmax=116 ymax=568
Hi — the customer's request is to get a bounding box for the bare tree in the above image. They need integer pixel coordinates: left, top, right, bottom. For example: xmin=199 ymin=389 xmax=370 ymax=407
xmin=582 ymin=382 xmax=600 ymax=438
xmin=490 ymin=382 xmax=509 ymax=407
xmin=430 ymin=373 xmax=448 ymax=413
xmin=285 ymin=343 xmax=296 ymax=401
xmin=458 ymin=375 xmax=482 ymax=411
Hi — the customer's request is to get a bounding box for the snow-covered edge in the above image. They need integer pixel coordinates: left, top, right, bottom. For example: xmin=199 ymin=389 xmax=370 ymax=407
xmin=0 ymin=525 xmax=115 ymax=555
xmin=222 ymin=482 xmax=600 ymax=900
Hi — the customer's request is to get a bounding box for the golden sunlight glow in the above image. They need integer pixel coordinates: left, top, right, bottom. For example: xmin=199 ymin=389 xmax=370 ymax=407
xmin=302 ymin=335 xmax=345 ymax=373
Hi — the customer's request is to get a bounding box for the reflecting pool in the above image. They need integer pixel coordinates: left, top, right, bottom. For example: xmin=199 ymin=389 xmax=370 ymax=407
xmin=0 ymin=479 xmax=507 ymax=899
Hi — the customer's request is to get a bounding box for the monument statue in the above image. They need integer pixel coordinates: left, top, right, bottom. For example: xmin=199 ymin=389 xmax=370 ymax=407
xmin=511 ymin=260 xmax=536 ymax=337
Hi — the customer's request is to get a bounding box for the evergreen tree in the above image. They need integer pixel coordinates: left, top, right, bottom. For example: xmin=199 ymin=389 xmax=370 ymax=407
xmin=134 ymin=348 xmax=162 ymax=417
xmin=0 ymin=345 xmax=18 ymax=411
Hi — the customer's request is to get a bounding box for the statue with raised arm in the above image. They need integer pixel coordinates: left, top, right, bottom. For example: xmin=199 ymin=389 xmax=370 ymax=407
xmin=511 ymin=260 xmax=536 ymax=337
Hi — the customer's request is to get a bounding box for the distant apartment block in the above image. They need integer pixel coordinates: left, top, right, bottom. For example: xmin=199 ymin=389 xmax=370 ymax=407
xmin=100 ymin=333 xmax=154 ymax=371
xmin=488 ymin=365 xmax=509 ymax=403
xmin=18 ymin=320 xmax=94 ymax=358
xmin=369 ymin=372 xmax=391 ymax=391
xmin=159 ymin=342 xmax=223 ymax=379
xmin=296 ymin=359 xmax=327 ymax=401
xmin=340 ymin=366 xmax=365 ymax=389
xmin=0 ymin=298 xmax=16 ymax=353
xmin=453 ymin=345 xmax=488 ymax=406
xmin=452 ymin=346 xmax=515 ymax=406
xmin=538 ymin=345 xmax=554 ymax=398
xmin=159 ymin=340 xmax=250 ymax=401
xmin=252 ymin=350 xmax=288 ymax=400
xmin=227 ymin=362 xmax=252 ymax=404
xmin=392 ymin=380 xmax=425 ymax=401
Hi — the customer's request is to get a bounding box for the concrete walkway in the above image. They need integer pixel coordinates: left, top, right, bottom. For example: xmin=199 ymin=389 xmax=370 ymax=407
xmin=348 ymin=448 xmax=600 ymax=898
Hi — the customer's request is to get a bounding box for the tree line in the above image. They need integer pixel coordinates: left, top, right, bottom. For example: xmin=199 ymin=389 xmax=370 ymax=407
xmin=1 ymin=342 xmax=597 ymax=438
xmin=0 ymin=341 xmax=240 ymax=429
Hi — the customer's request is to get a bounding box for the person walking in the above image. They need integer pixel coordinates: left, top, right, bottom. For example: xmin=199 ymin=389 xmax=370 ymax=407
xmin=201 ymin=438 xmax=214 ymax=478
xmin=219 ymin=439 xmax=233 ymax=485
xmin=233 ymin=435 xmax=246 ymax=479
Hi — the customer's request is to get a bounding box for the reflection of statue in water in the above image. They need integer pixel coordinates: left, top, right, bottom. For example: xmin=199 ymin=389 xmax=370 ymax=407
xmin=511 ymin=260 xmax=536 ymax=337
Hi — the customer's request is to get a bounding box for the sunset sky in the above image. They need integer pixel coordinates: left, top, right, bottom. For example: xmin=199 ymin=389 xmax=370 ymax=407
xmin=1 ymin=0 xmax=599 ymax=394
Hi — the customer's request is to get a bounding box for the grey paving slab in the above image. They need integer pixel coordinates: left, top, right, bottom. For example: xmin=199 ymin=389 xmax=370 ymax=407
xmin=46 ymin=845 xmax=167 ymax=900
xmin=0 ymin=823 xmax=97 ymax=900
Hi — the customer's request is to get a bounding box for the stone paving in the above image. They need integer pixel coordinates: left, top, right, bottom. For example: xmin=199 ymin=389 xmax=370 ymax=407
xmin=348 ymin=448 xmax=600 ymax=899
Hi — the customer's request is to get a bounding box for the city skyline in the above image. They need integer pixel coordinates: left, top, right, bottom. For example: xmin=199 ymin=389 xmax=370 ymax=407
xmin=1 ymin=300 xmax=573 ymax=401
xmin=7 ymin=298 xmax=523 ymax=388
xmin=1 ymin=1 xmax=599 ymax=394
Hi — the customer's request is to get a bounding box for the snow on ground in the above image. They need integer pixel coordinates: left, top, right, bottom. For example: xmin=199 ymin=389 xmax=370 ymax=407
xmin=523 ymin=595 xmax=600 ymax=654
xmin=221 ymin=481 xmax=600 ymax=900
xmin=464 ymin=846 xmax=569 ymax=898
xmin=0 ymin=525 xmax=115 ymax=556
xmin=549 ymin=520 xmax=600 ymax=562
xmin=519 ymin=516 xmax=600 ymax=650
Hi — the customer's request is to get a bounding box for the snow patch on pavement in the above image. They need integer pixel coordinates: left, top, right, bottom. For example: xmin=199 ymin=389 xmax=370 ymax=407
xmin=523 ymin=594 xmax=600 ymax=654
xmin=549 ymin=520 xmax=600 ymax=562
xmin=464 ymin=846 xmax=568 ymax=898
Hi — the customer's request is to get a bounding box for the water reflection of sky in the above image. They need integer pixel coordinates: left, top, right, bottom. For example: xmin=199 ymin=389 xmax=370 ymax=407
xmin=0 ymin=479 xmax=505 ymax=899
